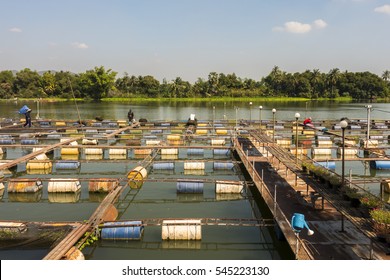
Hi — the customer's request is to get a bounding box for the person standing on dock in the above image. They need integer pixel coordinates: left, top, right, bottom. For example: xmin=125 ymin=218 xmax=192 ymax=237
xmin=127 ymin=109 xmax=134 ymax=124
xmin=19 ymin=105 xmax=32 ymax=127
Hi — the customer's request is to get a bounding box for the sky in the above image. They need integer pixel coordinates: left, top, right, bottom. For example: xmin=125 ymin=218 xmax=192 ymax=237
xmin=1 ymin=0 xmax=390 ymax=82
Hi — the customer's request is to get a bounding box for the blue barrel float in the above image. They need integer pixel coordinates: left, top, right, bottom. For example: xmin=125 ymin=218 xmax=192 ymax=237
xmin=213 ymin=162 xmax=234 ymax=170
xmin=177 ymin=180 xmax=204 ymax=193
xmin=21 ymin=139 xmax=39 ymax=145
xmin=213 ymin=149 xmax=230 ymax=156
xmin=101 ymin=221 xmax=144 ymax=240
xmin=55 ymin=160 xmax=81 ymax=170
xmin=187 ymin=148 xmax=204 ymax=155
xmin=314 ymin=161 xmax=336 ymax=170
xmin=153 ymin=162 xmax=175 ymax=170
xmin=370 ymin=160 xmax=390 ymax=170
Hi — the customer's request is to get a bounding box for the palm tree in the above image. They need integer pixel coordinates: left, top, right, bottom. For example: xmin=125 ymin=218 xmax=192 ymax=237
xmin=310 ymin=69 xmax=321 ymax=98
xmin=327 ymin=68 xmax=340 ymax=97
xmin=382 ymin=70 xmax=390 ymax=82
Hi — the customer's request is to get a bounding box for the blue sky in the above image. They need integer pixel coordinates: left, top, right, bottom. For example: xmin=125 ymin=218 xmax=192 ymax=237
xmin=1 ymin=0 xmax=390 ymax=82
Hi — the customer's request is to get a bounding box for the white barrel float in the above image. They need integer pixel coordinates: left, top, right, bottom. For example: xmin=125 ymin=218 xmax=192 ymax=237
xmin=33 ymin=151 xmax=49 ymax=160
xmin=151 ymin=129 xmax=163 ymax=134
xmin=187 ymin=148 xmax=204 ymax=155
xmin=109 ymin=148 xmax=127 ymax=155
xmin=82 ymin=138 xmax=98 ymax=145
xmin=89 ymin=178 xmax=119 ymax=192
xmin=144 ymin=135 xmax=157 ymax=139
xmin=184 ymin=161 xmax=205 ymax=170
xmin=213 ymin=149 xmax=230 ymax=155
xmin=153 ymin=162 xmax=175 ymax=170
xmin=370 ymin=161 xmax=390 ymax=170
xmin=85 ymin=148 xmax=103 ymax=155
xmin=317 ymin=140 xmax=333 ymax=147
xmin=337 ymin=147 xmax=358 ymax=156
xmin=0 ymin=147 xmax=4 ymax=154
xmin=289 ymin=148 xmax=307 ymax=155
xmin=48 ymin=192 xmax=81 ymax=203
xmin=101 ymin=221 xmax=144 ymax=240
xmin=177 ymin=180 xmax=204 ymax=193
xmin=48 ymin=179 xmax=81 ymax=192
xmin=211 ymin=139 xmax=225 ymax=146
xmin=26 ymin=160 xmax=52 ymax=171
xmin=55 ymin=160 xmax=80 ymax=170
xmin=7 ymin=179 xmax=43 ymax=193
xmin=47 ymin=134 xmax=61 ymax=139
xmin=215 ymin=180 xmax=243 ymax=194
xmin=161 ymin=148 xmax=178 ymax=155
xmin=162 ymin=219 xmax=202 ymax=240
xmin=276 ymin=139 xmax=291 ymax=147
xmin=311 ymin=148 xmax=332 ymax=155
xmin=213 ymin=162 xmax=234 ymax=170
xmin=146 ymin=140 xmax=161 ymax=146
xmin=127 ymin=166 xmax=148 ymax=181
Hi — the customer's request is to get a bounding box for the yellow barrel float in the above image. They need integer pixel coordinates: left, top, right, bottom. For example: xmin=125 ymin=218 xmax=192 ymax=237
xmin=167 ymin=134 xmax=181 ymax=141
xmin=196 ymin=129 xmax=208 ymax=135
xmin=64 ymin=247 xmax=85 ymax=260
xmin=26 ymin=160 xmax=52 ymax=172
xmin=7 ymin=179 xmax=43 ymax=193
xmin=162 ymin=219 xmax=202 ymax=240
xmin=216 ymin=129 xmax=228 ymax=135
xmin=89 ymin=178 xmax=119 ymax=192
xmin=48 ymin=178 xmax=81 ymax=193
xmin=317 ymin=140 xmax=333 ymax=147
xmin=117 ymin=120 xmax=128 ymax=127
xmin=215 ymin=180 xmax=243 ymax=194
xmin=127 ymin=166 xmax=148 ymax=188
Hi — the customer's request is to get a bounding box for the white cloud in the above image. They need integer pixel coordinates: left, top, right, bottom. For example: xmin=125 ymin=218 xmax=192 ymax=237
xmin=285 ymin=21 xmax=312 ymax=33
xmin=374 ymin=5 xmax=390 ymax=15
xmin=273 ymin=19 xmax=327 ymax=34
xmin=9 ymin=27 xmax=22 ymax=33
xmin=313 ymin=19 xmax=328 ymax=29
xmin=71 ymin=42 xmax=89 ymax=49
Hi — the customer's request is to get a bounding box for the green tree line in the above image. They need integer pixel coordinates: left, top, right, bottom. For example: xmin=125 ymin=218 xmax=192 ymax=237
xmin=0 ymin=66 xmax=389 ymax=100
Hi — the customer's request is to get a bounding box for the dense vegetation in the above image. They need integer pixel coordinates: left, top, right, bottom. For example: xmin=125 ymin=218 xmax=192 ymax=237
xmin=0 ymin=66 xmax=389 ymax=100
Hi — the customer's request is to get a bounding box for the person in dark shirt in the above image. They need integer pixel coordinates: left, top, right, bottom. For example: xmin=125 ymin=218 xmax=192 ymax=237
xmin=24 ymin=108 xmax=32 ymax=127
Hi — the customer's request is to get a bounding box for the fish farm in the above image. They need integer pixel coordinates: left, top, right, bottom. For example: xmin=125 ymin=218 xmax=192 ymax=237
xmin=1 ymin=116 xmax=390 ymax=260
